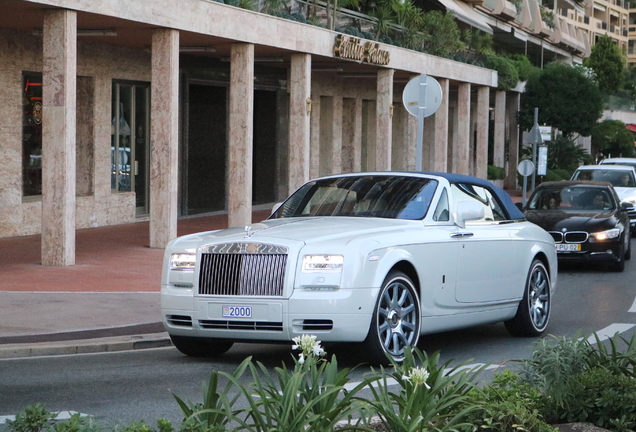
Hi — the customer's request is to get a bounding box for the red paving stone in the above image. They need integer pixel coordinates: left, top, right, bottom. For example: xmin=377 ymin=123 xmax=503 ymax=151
xmin=0 ymin=210 xmax=272 ymax=293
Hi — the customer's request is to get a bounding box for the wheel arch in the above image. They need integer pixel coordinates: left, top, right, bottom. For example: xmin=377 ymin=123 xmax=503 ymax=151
xmin=388 ymin=260 xmax=421 ymax=298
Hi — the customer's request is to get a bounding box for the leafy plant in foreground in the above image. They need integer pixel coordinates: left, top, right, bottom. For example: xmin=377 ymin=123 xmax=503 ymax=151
xmin=173 ymin=358 xmax=250 ymax=432
xmin=6 ymin=404 xmax=57 ymax=432
xmin=223 ymin=334 xmax=371 ymax=432
xmin=359 ymin=347 xmax=482 ymax=432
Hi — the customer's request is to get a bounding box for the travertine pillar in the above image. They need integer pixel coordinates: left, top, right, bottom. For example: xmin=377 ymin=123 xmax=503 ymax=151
xmin=41 ymin=9 xmax=76 ymax=266
xmin=376 ymin=69 xmax=394 ymax=171
xmin=309 ymin=90 xmax=321 ymax=179
xmin=504 ymin=92 xmax=520 ymax=190
xmin=331 ymin=96 xmax=343 ymax=174
xmin=452 ymin=83 xmax=471 ymax=175
xmin=493 ymin=90 xmax=506 ymax=169
xmin=475 ymin=86 xmax=490 ymax=180
xmin=288 ymin=53 xmax=311 ymax=193
xmin=149 ymin=29 xmax=179 ymax=248
xmin=342 ymin=98 xmax=362 ymax=172
xmin=432 ymin=78 xmax=449 ymax=172
xmin=228 ymin=43 xmax=254 ymax=227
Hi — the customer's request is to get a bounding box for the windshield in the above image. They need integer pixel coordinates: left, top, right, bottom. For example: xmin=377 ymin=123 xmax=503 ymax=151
xmin=572 ymin=169 xmax=635 ymax=187
xmin=528 ymin=186 xmax=615 ymax=211
xmin=270 ymin=176 xmax=438 ymax=220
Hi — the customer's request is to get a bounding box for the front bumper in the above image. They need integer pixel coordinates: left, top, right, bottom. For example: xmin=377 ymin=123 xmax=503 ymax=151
xmin=555 ymin=240 xmax=623 ymax=263
xmin=161 ymin=285 xmax=378 ymax=343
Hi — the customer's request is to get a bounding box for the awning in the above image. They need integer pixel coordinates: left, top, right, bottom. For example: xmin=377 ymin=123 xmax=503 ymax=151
xmin=626 ymin=124 xmax=636 ymax=133
xmin=437 ymin=0 xmax=494 ymax=34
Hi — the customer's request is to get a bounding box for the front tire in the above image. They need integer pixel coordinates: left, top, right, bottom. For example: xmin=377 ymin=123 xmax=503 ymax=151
xmin=363 ymin=271 xmax=421 ymax=365
xmin=505 ymin=259 xmax=551 ymax=337
xmin=170 ymin=335 xmax=234 ymax=358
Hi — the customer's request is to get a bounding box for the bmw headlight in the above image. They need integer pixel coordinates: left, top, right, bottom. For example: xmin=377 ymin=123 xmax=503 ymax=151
xmin=589 ymin=228 xmax=621 ymax=242
xmin=302 ymin=255 xmax=344 ymax=272
xmin=170 ymin=253 xmax=196 ymax=271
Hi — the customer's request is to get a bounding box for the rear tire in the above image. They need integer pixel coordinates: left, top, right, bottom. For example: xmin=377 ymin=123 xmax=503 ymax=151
xmin=170 ymin=335 xmax=234 ymax=358
xmin=505 ymin=259 xmax=551 ymax=337
xmin=363 ymin=271 xmax=421 ymax=365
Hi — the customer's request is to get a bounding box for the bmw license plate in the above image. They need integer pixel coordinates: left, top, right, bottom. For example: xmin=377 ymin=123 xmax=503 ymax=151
xmin=222 ymin=305 xmax=252 ymax=318
xmin=555 ymin=243 xmax=580 ymax=252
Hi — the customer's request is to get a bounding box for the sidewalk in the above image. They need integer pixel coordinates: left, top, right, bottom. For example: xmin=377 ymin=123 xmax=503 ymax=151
xmin=0 ymin=190 xmax=522 ymax=360
xmin=0 ymin=208 xmax=272 ymax=359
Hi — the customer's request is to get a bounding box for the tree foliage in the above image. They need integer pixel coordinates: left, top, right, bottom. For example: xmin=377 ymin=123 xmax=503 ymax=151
xmin=583 ymin=34 xmax=625 ymax=94
xmin=591 ymin=119 xmax=635 ymax=157
xmin=519 ymin=63 xmax=603 ymax=137
xmin=486 ymin=54 xmax=519 ymax=91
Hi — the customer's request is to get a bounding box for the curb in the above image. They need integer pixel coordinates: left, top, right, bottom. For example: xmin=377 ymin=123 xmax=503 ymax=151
xmin=0 ymin=333 xmax=172 ymax=359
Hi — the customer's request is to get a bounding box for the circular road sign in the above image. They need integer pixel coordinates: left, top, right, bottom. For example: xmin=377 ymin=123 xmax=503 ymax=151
xmin=402 ymin=74 xmax=443 ymax=118
xmin=517 ymin=160 xmax=535 ymax=177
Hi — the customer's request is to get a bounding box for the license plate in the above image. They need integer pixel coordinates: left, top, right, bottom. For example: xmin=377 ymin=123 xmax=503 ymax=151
xmin=222 ymin=305 xmax=252 ymax=318
xmin=555 ymin=243 xmax=581 ymax=252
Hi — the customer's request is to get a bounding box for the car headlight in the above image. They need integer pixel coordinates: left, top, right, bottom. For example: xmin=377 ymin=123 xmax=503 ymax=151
xmin=589 ymin=228 xmax=621 ymax=242
xmin=170 ymin=253 xmax=196 ymax=271
xmin=302 ymin=255 xmax=344 ymax=272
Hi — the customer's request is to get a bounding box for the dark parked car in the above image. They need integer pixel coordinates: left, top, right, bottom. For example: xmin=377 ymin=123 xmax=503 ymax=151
xmin=522 ymin=181 xmax=631 ymax=272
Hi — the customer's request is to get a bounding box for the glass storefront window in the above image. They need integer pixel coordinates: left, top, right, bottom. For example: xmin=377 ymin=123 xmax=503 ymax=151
xmin=111 ymin=82 xmax=150 ymax=216
xmin=22 ymin=72 xmax=43 ymax=197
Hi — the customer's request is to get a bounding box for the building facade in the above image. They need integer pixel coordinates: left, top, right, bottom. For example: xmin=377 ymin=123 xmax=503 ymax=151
xmin=0 ymin=0 xmax=581 ymax=266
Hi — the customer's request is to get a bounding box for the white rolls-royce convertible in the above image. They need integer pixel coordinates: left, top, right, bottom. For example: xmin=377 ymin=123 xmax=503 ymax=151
xmin=161 ymin=172 xmax=557 ymax=364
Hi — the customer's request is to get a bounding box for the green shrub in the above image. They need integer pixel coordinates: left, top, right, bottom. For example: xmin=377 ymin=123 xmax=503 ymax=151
xmin=6 ymin=404 xmax=57 ymax=432
xmin=488 ymin=165 xmax=506 ymax=180
xmin=486 ymin=54 xmax=520 ymax=91
xmin=462 ymin=370 xmax=555 ymax=432
xmin=520 ymin=333 xmax=636 ymax=430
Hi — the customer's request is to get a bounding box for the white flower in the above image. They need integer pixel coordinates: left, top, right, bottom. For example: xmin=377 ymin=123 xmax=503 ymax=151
xmin=291 ymin=334 xmax=326 ymax=362
xmin=402 ymin=367 xmax=431 ymax=388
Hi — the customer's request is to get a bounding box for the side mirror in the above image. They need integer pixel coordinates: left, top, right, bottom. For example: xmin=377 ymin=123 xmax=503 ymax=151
xmin=620 ymin=202 xmax=634 ymax=212
xmin=271 ymin=202 xmax=283 ymax=215
xmin=455 ymin=201 xmax=485 ymax=229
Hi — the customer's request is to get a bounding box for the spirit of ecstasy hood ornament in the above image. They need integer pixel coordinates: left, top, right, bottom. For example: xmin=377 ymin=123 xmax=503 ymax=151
xmin=244 ymin=225 xmax=253 ymax=239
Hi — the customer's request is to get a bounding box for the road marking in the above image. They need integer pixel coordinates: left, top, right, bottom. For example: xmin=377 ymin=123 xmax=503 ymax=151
xmin=343 ymin=362 xmax=503 ymax=391
xmin=586 ymin=323 xmax=636 ymax=344
xmin=0 ymin=411 xmax=86 ymax=424
xmin=629 ymin=297 xmax=636 ymax=313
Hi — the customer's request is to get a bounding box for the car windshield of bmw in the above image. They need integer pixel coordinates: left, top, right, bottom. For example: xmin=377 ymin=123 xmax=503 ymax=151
xmin=526 ymin=183 xmax=616 ymax=211
xmin=269 ymin=175 xmax=438 ymax=220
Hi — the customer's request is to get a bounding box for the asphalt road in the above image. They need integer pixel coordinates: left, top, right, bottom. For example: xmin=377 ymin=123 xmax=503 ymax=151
xmin=1 ymin=247 xmax=636 ymax=428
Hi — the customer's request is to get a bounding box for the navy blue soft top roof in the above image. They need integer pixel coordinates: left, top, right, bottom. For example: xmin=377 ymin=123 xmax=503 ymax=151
xmin=420 ymin=171 xmax=525 ymax=220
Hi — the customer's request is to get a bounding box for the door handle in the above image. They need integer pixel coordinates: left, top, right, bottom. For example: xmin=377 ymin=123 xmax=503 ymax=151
xmin=450 ymin=232 xmax=474 ymax=238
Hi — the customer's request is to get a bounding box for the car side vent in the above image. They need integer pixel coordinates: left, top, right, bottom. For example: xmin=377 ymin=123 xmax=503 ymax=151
xmin=199 ymin=320 xmax=283 ymax=331
xmin=167 ymin=315 xmax=193 ymax=327
xmin=302 ymin=319 xmax=334 ymax=331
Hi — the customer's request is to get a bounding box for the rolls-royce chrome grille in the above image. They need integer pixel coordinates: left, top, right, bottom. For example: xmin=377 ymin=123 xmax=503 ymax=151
xmin=198 ymin=243 xmax=288 ymax=296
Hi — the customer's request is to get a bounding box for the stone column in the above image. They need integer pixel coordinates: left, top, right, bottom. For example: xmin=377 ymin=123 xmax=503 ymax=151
xmin=432 ymin=78 xmax=449 ymax=172
xmin=228 ymin=43 xmax=254 ymax=227
xmin=475 ymin=86 xmax=490 ymax=180
xmin=452 ymin=83 xmax=471 ymax=175
xmin=342 ymin=98 xmax=362 ymax=172
xmin=288 ymin=53 xmax=311 ymax=193
xmin=41 ymin=9 xmax=76 ymax=266
xmin=504 ymin=91 xmax=520 ymax=190
xmin=149 ymin=29 xmax=179 ymax=248
xmin=309 ymin=88 xmax=321 ymax=179
xmin=331 ymin=96 xmax=343 ymax=174
xmin=376 ymin=69 xmax=394 ymax=171
xmin=493 ymin=90 xmax=506 ymax=169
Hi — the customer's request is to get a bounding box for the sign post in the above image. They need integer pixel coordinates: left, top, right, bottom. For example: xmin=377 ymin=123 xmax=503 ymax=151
xmin=402 ymin=74 xmax=443 ymax=171
xmin=527 ymin=107 xmax=543 ymax=191
xmin=518 ymin=159 xmax=535 ymax=206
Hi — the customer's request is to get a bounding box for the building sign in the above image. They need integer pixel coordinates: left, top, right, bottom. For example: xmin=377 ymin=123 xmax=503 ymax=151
xmin=333 ymin=35 xmax=390 ymax=66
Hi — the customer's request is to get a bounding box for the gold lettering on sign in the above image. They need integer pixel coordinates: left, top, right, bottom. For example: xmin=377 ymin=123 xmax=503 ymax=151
xmin=333 ymin=35 xmax=390 ymax=66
